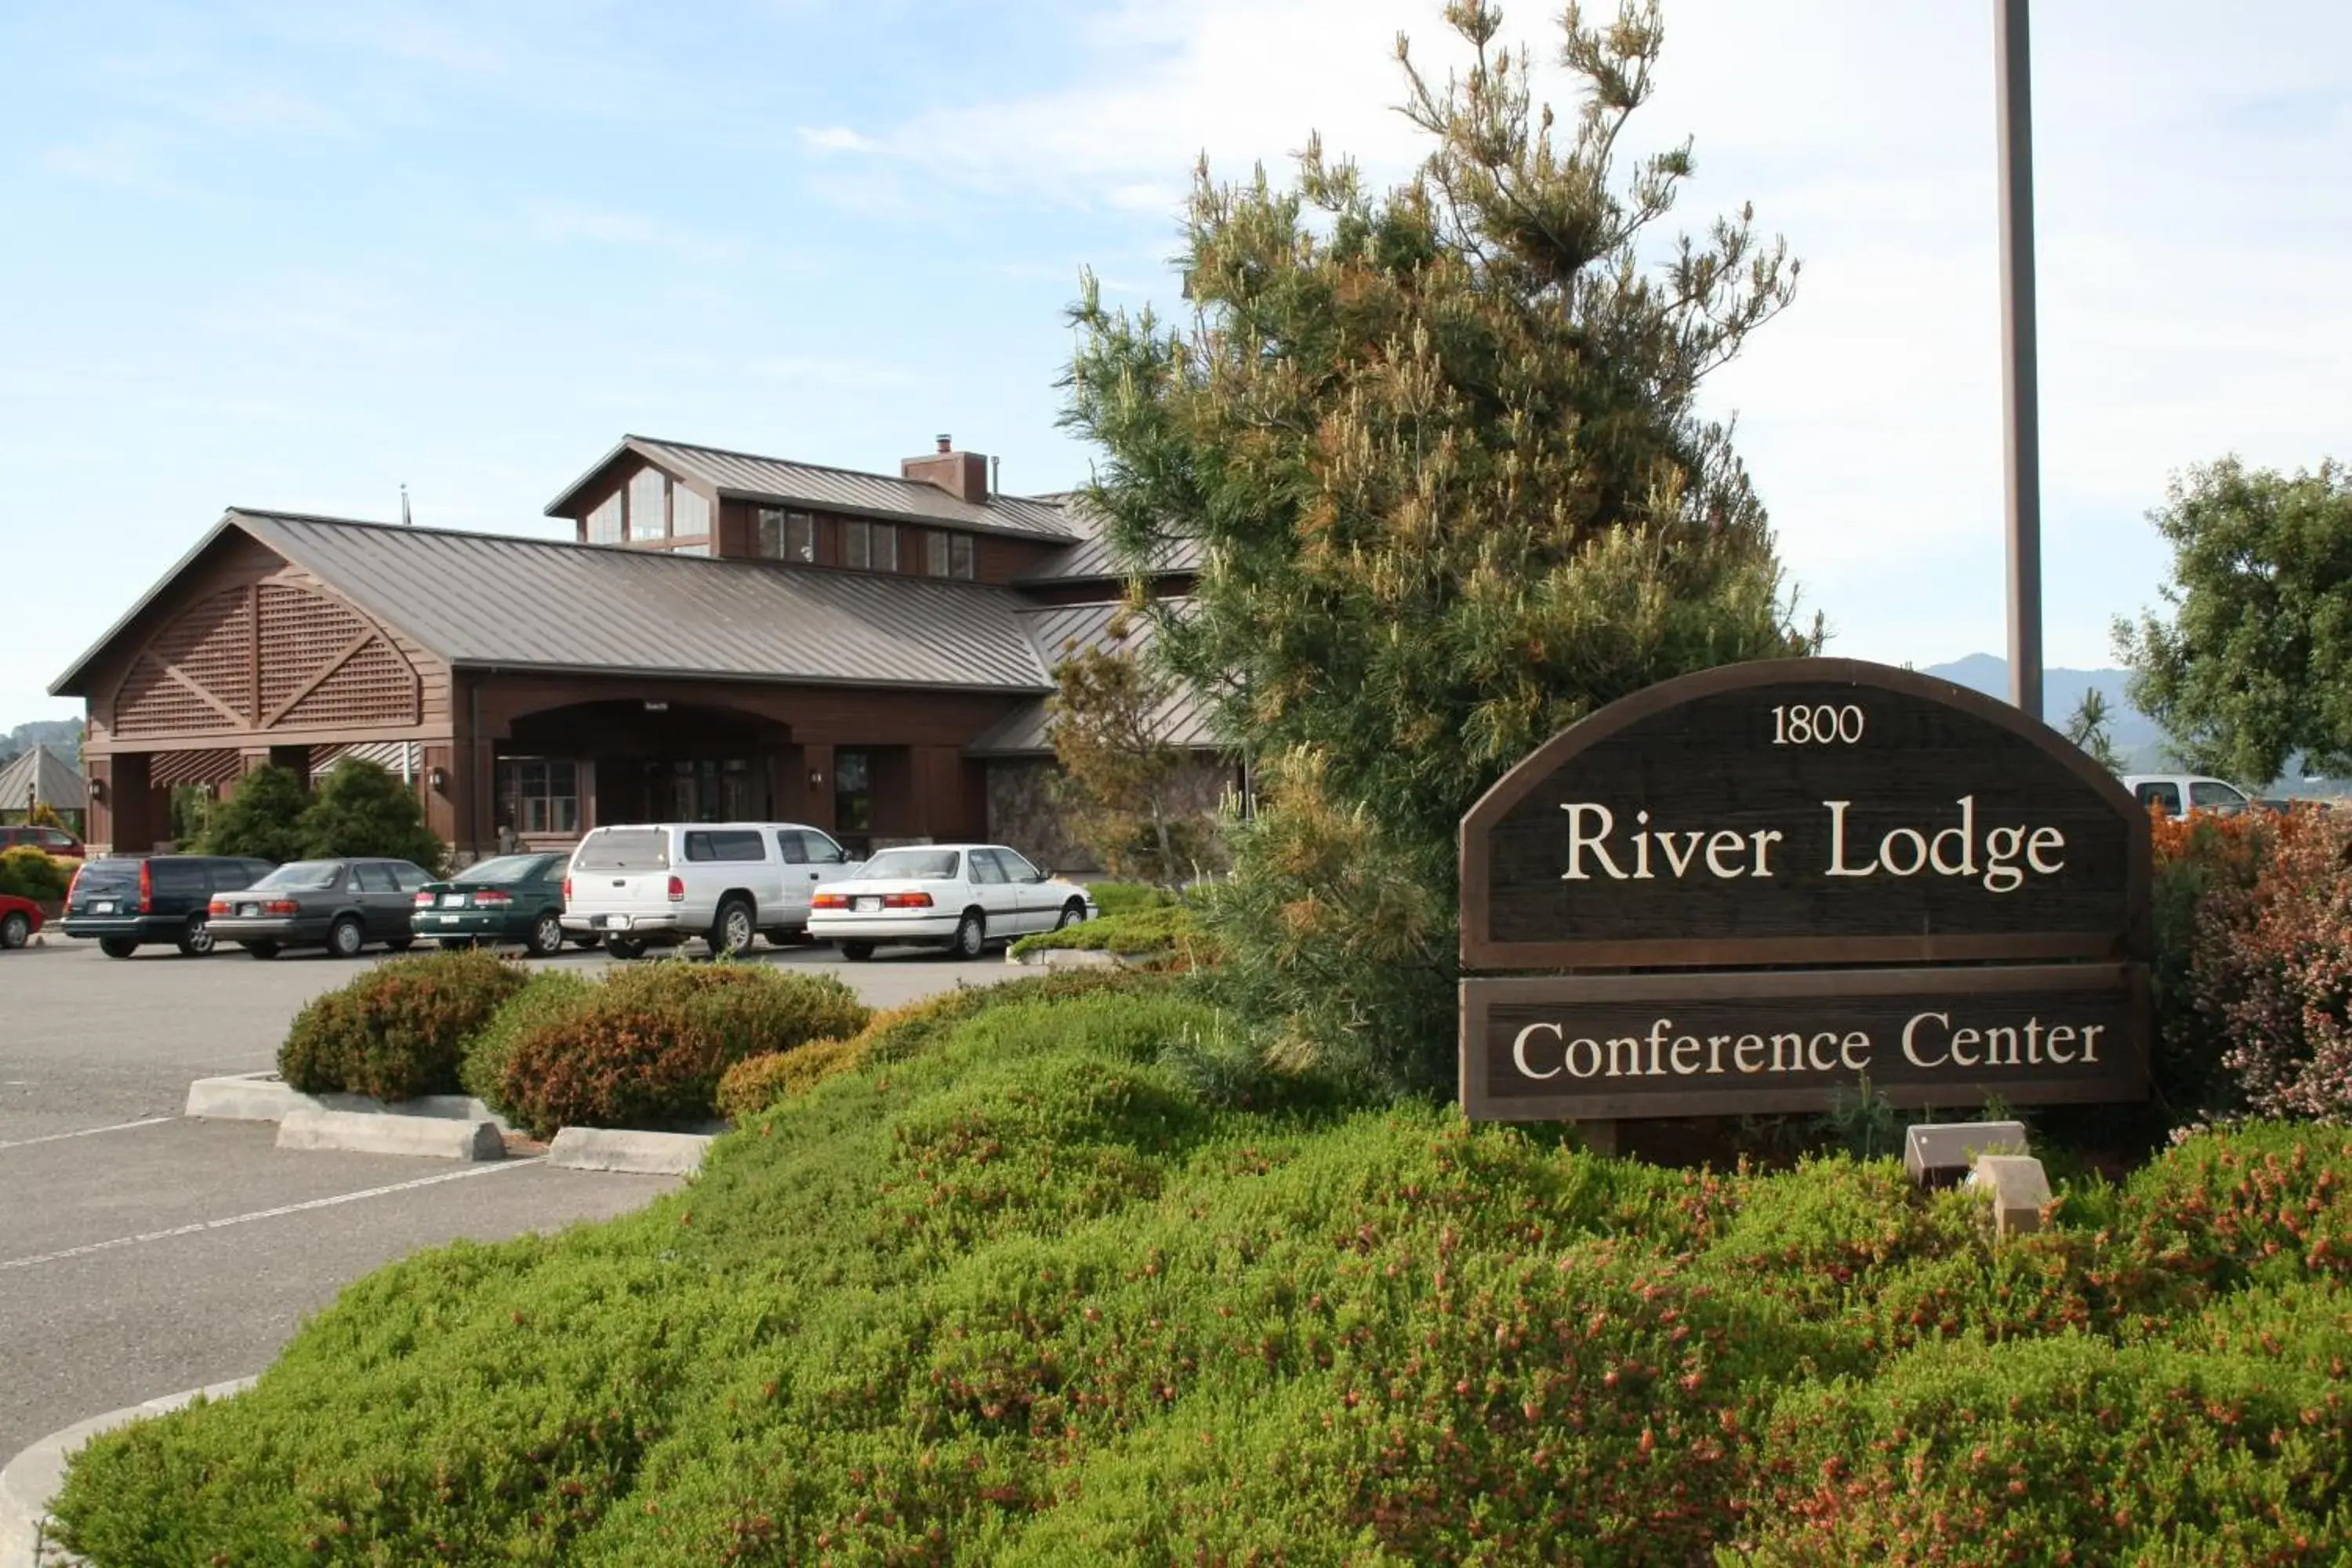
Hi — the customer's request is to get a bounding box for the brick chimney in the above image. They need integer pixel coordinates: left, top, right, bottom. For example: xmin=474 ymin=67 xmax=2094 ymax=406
xmin=901 ymin=433 xmax=989 ymax=503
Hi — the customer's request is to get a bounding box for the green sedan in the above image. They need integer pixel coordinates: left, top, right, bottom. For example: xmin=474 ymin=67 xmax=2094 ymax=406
xmin=408 ymin=853 xmax=578 ymax=956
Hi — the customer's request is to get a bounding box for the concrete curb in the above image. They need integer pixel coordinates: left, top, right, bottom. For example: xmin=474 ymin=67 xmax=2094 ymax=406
xmin=0 ymin=1377 xmax=256 ymax=1568
xmin=276 ymin=1109 xmax=505 ymax=1162
xmin=546 ymin=1127 xmax=713 ymax=1176
xmin=186 ymin=1072 xmax=511 ymax=1131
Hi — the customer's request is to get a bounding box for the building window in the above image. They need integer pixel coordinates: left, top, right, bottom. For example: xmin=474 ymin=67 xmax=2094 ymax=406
xmin=756 ymin=507 xmax=815 ymax=562
xmin=586 ymin=492 xmax=623 ymax=545
xmin=627 ymin=467 xmax=668 ymax=542
xmin=950 ymin=532 xmax=975 ymax=579
xmin=873 ymin=524 xmax=898 ymax=572
xmin=671 ymin=485 xmax=710 ymax=539
xmin=834 ymin=748 xmax=872 ymax=832
xmin=844 ymin=519 xmax=872 ymax=570
xmin=924 ymin=529 xmax=949 ymax=575
xmin=497 ymin=758 xmax=580 ymax=836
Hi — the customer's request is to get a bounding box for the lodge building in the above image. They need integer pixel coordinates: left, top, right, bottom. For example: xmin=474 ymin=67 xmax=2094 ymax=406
xmin=49 ymin=434 xmax=1218 ymax=866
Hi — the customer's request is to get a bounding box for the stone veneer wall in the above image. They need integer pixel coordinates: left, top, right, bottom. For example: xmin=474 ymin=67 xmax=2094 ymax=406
xmin=985 ymin=754 xmax=1238 ymax=877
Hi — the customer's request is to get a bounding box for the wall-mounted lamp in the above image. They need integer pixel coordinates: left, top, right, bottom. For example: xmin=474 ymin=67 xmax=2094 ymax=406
xmin=808 ymin=770 xmax=824 ymax=789
xmin=89 ymin=776 xmax=107 ymax=803
xmin=428 ymin=766 xmax=449 ymax=792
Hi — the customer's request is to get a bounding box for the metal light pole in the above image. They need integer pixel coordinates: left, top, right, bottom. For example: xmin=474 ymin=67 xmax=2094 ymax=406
xmin=1997 ymin=0 xmax=2044 ymax=720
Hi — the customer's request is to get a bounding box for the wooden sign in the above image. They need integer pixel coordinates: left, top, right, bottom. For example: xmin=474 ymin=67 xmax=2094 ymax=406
xmin=1462 ymin=965 xmax=2147 ymax=1120
xmin=1461 ymin=659 xmax=2150 ymax=971
xmin=1457 ymin=659 xmax=2152 ymax=1123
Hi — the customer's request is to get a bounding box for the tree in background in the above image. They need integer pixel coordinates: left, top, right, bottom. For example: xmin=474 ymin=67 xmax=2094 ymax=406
xmin=200 ymin=766 xmax=309 ymax=864
xmin=300 ymin=759 xmax=445 ymax=871
xmin=2116 ymin=456 xmax=2352 ymax=786
xmin=1064 ymin=0 xmax=1810 ymax=1093
xmin=1047 ymin=616 xmax=1196 ymax=886
xmin=2063 ymin=688 xmax=2124 ymax=773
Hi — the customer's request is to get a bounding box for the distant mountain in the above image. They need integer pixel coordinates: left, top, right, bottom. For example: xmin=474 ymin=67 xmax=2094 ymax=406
xmin=1920 ymin=655 xmax=2172 ymax=775
xmin=0 ymin=717 xmax=80 ymax=764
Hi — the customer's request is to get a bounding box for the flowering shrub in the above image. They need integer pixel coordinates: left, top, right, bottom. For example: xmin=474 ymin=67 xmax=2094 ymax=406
xmin=2148 ymin=803 xmax=2352 ymax=1123
xmin=495 ymin=962 xmax=869 ymax=1138
xmin=277 ymin=948 xmax=528 ymax=1102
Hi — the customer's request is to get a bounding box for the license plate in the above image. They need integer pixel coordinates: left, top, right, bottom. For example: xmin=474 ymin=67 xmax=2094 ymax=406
xmin=856 ymin=896 xmax=881 ymax=913
xmin=594 ymin=914 xmax=632 ymax=931
xmin=93 ymin=900 xmax=117 ymax=914
xmin=240 ymin=903 xmax=259 ymax=917
xmin=442 ymin=894 xmax=466 ymax=907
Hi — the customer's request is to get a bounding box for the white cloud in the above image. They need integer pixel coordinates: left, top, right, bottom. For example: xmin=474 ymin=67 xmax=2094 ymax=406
xmin=799 ymin=125 xmax=877 ymax=153
xmin=521 ymin=201 xmax=744 ymax=266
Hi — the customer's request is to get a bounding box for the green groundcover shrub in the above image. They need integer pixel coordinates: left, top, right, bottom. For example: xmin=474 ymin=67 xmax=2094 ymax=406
xmin=494 ymin=961 xmax=870 ymax=1138
xmin=278 ymin=949 xmax=529 ymax=1102
xmin=1007 ymin=902 xmax=1220 ymax=960
xmin=1086 ymin=880 xmax=1176 ymax=919
xmin=53 ymin=970 xmax=2352 ymax=1564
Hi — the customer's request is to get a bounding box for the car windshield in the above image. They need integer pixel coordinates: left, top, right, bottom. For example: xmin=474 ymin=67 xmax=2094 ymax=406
xmin=575 ymin=829 xmax=669 ymax=872
xmin=253 ymin=861 xmax=343 ymax=891
xmin=857 ymin=848 xmax=961 ymax=880
xmin=458 ymin=855 xmax=550 ymax=884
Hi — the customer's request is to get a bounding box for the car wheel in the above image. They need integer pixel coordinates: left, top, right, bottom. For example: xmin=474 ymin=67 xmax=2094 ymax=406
xmin=176 ymin=915 xmax=217 ymax=957
xmin=603 ymin=934 xmax=648 ymax=960
xmin=951 ymin=911 xmax=985 ymax=960
xmin=244 ymin=942 xmax=281 ymax=960
xmin=1054 ymin=899 xmax=1087 ymax=931
xmin=839 ymin=940 xmax=875 ymax=962
xmin=0 ymin=911 xmax=29 ymax=950
xmin=328 ymin=916 xmax=366 ymax=959
xmin=710 ymin=898 xmax=757 ymax=960
xmin=527 ymin=911 xmax=564 ymax=958
xmin=98 ymin=937 xmax=139 ymax=960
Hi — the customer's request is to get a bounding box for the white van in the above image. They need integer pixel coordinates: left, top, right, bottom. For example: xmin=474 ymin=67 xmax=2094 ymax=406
xmin=562 ymin=822 xmax=860 ymax=959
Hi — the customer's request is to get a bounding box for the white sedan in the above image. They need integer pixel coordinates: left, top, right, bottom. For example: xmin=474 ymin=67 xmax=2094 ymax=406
xmin=809 ymin=844 xmax=1095 ymax=960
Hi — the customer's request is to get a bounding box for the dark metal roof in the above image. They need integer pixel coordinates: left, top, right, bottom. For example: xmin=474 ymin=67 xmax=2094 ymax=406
xmin=49 ymin=510 xmax=1053 ymax=696
xmin=967 ymin=600 xmax=1218 ymax=756
xmin=236 ymin=511 xmax=1054 ymax=691
xmin=545 ymin=436 xmax=1079 ymax=541
xmin=1016 ymin=529 xmax=1203 ymax=585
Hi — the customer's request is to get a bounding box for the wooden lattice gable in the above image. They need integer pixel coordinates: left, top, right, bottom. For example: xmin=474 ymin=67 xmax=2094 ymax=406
xmin=109 ymin=564 xmax=423 ymax=739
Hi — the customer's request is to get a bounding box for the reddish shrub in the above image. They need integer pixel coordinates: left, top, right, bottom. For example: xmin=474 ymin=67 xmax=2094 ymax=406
xmin=278 ymin=949 xmax=530 ymax=1102
xmin=2175 ymin=805 xmax=2352 ymax=1121
xmin=496 ymin=962 xmax=869 ymax=1138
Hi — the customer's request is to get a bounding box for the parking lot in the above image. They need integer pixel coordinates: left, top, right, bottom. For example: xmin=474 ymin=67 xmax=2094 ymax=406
xmin=0 ymin=935 xmax=1013 ymax=1460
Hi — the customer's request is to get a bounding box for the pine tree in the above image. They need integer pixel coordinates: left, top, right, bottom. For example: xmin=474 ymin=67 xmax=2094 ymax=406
xmin=1063 ymin=0 xmax=1811 ymax=1093
xmin=201 ymin=766 xmax=310 ymax=865
xmin=2063 ymin=688 xmax=2124 ymax=774
xmin=300 ymin=760 xmax=445 ymax=872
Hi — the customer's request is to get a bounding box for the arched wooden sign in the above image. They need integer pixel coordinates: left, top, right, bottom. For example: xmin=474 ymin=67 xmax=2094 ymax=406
xmin=1458 ymin=659 xmax=2151 ymax=1122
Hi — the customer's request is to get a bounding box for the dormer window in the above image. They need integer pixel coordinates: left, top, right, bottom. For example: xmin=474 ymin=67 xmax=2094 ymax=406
xmin=844 ymin=520 xmax=897 ymax=572
xmin=627 ymin=468 xmax=667 ymax=541
xmin=924 ymin=529 xmax=977 ymax=579
xmin=755 ymin=507 xmax=815 ymax=563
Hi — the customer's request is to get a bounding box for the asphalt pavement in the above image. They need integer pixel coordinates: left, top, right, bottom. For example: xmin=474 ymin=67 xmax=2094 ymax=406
xmin=0 ymin=935 xmax=1013 ymax=1459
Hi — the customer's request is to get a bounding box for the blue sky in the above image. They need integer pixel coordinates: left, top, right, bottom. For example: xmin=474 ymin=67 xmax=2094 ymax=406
xmin=4 ymin=0 xmax=2349 ymax=724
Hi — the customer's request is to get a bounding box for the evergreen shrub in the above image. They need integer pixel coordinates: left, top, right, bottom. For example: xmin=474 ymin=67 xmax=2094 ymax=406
xmin=300 ymin=758 xmax=445 ymax=873
xmin=1007 ymin=902 xmax=1219 ymax=961
xmin=278 ymin=949 xmax=529 ymax=1102
xmin=715 ymin=1038 xmax=863 ymax=1121
xmin=495 ymin=963 xmax=869 ymax=1138
xmin=198 ymin=764 xmax=307 ymax=865
xmin=0 ymin=845 xmax=71 ymax=902
xmin=459 ymin=969 xmax=597 ymax=1118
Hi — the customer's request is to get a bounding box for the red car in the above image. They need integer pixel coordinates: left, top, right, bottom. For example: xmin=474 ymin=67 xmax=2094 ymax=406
xmin=0 ymin=823 xmax=84 ymax=858
xmin=0 ymin=893 xmax=42 ymax=949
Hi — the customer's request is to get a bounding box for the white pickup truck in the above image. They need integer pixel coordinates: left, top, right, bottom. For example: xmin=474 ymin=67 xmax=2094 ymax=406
xmin=562 ymin=822 xmax=861 ymax=959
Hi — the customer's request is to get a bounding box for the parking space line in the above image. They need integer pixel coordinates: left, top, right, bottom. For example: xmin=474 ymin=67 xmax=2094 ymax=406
xmin=0 ymin=1158 xmax=543 ymax=1272
xmin=0 ymin=1116 xmax=177 ymax=1152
